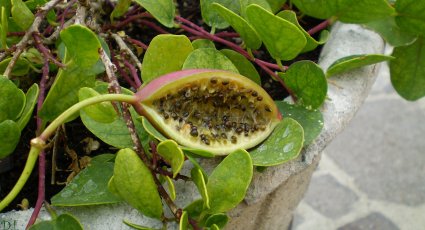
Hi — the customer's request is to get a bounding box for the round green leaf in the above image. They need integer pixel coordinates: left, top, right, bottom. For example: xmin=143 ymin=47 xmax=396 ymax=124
xmin=191 ymin=167 xmax=210 ymax=209
xmin=201 ymin=0 xmax=241 ymax=29
xmin=113 ymin=148 xmax=163 ymax=219
xmin=212 ymin=3 xmax=262 ymax=49
xmin=16 ymin=83 xmax=39 ymax=131
xmin=78 ymin=87 xmax=117 ymax=123
xmin=51 ymin=155 xmax=123 ymax=206
xmin=28 ymin=213 xmax=83 ymax=230
xmin=336 ymin=0 xmax=396 ymax=24
xmin=275 ymin=101 xmax=323 ymax=146
xmin=0 ymin=57 xmax=31 ymax=76
xmin=0 ymin=75 xmax=25 ymax=122
xmin=142 ymin=35 xmax=193 ymax=83
xmin=246 ymin=4 xmax=306 ymax=61
xmin=220 ymin=49 xmax=261 ymax=85
xmin=364 ymin=17 xmax=417 ymax=47
xmin=110 ymin=0 xmax=131 ymax=20
xmin=280 ymin=61 xmax=327 ymax=109
xmin=290 ymin=0 xmax=339 ymax=19
xmin=240 ymin=0 xmax=272 ymax=17
xmin=205 ymin=213 xmax=229 ymax=229
xmin=183 ymin=199 xmax=204 ymax=220
xmin=0 ymin=120 xmax=20 ymax=159
xmin=327 ymin=54 xmax=394 ymax=77
xmin=206 ymin=149 xmax=253 ymax=214
xmin=133 ymin=0 xmax=175 ymax=28
xmin=157 ymin=140 xmax=185 ymax=178
xmin=11 ymin=0 xmax=34 ymax=30
xmin=390 ymin=37 xmax=425 ymax=101
xmin=395 ymin=0 xmax=425 ymax=36
xmin=179 ymin=211 xmax=189 ymax=230
xmin=266 ymin=0 xmax=287 ymax=13
xmin=183 ymin=48 xmax=239 ymax=73
xmin=192 ymin=39 xmax=216 ymax=49
xmin=249 ymin=118 xmax=304 ymax=166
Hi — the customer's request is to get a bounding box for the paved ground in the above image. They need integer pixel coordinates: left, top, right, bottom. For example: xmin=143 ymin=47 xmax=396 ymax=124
xmin=293 ymin=62 xmax=425 ymax=230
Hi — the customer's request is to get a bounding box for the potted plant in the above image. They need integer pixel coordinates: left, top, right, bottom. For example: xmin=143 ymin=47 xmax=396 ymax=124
xmin=0 ymin=0 xmax=423 ymax=229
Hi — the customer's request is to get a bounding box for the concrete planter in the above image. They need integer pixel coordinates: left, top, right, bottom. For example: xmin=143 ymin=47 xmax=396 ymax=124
xmin=1 ymin=22 xmax=385 ymax=229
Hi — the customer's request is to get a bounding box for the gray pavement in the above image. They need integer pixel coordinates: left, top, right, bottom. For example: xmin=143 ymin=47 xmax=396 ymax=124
xmin=293 ymin=63 xmax=425 ymax=230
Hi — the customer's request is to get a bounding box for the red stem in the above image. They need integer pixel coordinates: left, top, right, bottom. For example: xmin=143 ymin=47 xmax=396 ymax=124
xmin=125 ymin=37 xmax=148 ymax=50
xmin=123 ymin=59 xmax=142 ymax=88
xmin=307 ymin=19 xmax=330 ymax=36
xmin=33 ymin=33 xmax=65 ymax=68
xmin=113 ymin=57 xmax=138 ymax=89
xmin=140 ymin=19 xmax=169 ymax=34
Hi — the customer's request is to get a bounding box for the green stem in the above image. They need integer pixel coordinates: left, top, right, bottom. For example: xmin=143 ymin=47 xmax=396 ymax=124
xmin=0 ymin=93 xmax=137 ymax=212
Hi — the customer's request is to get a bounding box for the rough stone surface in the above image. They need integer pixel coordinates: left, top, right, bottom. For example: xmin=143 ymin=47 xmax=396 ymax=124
xmin=337 ymin=213 xmax=399 ymax=230
xmin=1 ymin=23 xmax=385 ymax=229
xmin=303 ymin=175 xmax=358 ymax=218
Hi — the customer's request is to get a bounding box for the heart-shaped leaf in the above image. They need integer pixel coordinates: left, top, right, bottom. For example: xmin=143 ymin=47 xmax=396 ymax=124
xmin=327 ymin=54 xmax=394 ymax=77
xmin=336 ymin=0 xmax=396 ymax=24
xmin=364 ymin=17 xmax=417 ymax=47
xmin=157 ymin=140 xmax=185 ymax=178
xmin=280 ymin=60 xmax=327 ymax=109
xmin=390 ymin=37 xmax=425 ymax=100
xmin=240 ymin=0 xmax=272 ymax=18
xmin=113 ymin=148 xmax=163 ymax=219
xmin=395 ymin=0 xmax=425 ymax=36
xmin=134 ymin=0 xmax=175 ymax=28
xmin=206 ymin=149 xmax=252 ymax=214
xmin=51 ymin=154 xmax=122 ymax=206
xmin=212 ymin=3 xmax=262 ymax=49
xmin=192 ymin=39 xmax=216 ymax=49
xmin=142 ymin=35 xmax=193 ymax=83
xmin=0 ymin=120 xmax=20 ymax=159
xmin=246 ymin=4 xmax=306 ymax=60
xmin=182 ymin=48 xmax=239 ymax=73
xmin=0 ymin=75 xmax=25 ymax=122
xmin=249 ymin=118 xmax=304 ymax=166
xmin=275 ymin=101 xmax=323 ymax=146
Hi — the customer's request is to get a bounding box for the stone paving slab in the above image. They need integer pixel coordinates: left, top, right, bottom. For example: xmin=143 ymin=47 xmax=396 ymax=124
xmin=293 ymin=62 xmax=425 ymax=230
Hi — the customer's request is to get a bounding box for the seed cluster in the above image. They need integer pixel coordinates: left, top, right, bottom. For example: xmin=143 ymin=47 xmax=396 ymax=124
xmin=151 ymin=77 xmax=274 ymax=146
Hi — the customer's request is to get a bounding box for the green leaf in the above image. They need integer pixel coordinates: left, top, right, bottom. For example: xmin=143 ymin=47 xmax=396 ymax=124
xmin=395 ymin=0 xmax=425 ymax=36
xmin=110 ymin=0 xmax=131 ymax=20
xmin=11 ymin=0 xmax=34 ymax=30
xmin=246 ymin=4 xmax=306 ymax=60
xmin=277 ymin=10 xmax=328 ymax=53
xmin=80 ymin=84 xmax=149 ymax=149
xmin=220 ymin=49 xmax=261 ymax=85
xmin=113 ymin=148 xmax=163 ymax=219
xmin=290 ymin=0 xmax=340 ymax=19
xmin=179 ymin=211 xmax=189 ymax=230
xmin=201 ymin=0 xmax=241 ymax=29
xmin=78 ymin=87 xmax=118 ymax=123
xmin=164 ymin=175 xmax=176 ymax=201
xmin=275 ymin=101 xmax=323 ymax=146
xmin=212 ymin=3 xmax=261 ymax=49
xmin=184 ymin=199 xmax=204 ymax=220
xmin=51 ymin=155 xmax=123 ymax=206
xmin=39 ymin=25 xmax=101 ymax=122
xmin=207 ymin=149 xmax=252 ymax=214
xmin=205 ymin=213 xmax=228 ymax=229
xmin=240 ymin=0 xmax=272 ymax=18
xmin=182 ymin=48 xmax=239 ymax=73
xmin=142 ymin=35 xmax=193 ymax=83
xmin=1 ymin=6 xmax=8 ymax=48
xmin=280 ymin=61 xmax=327 ymax=109
xmin=191 ymin=167 xmax=210 ymax=209
xmin=390 ymin=37 xmax=425 ymax=101
xmin=133 ymin=0 xmax=175 ymax=28
xmin=210 ymin=224 xmax=220 ymax=230
xmin=28 ymin=213 xmax=83 ymax=230
xmin=192 ymin=39 xmax=216 ymax=49
xmin=364 ymin=16 xmax=418 ymax=47
xmin=266 ymin=0 xmax=287 ymax=13
xmin=183 ymin=147 xmax=215 ymax=158
xmin=0 ymin=120 xmax=20 ymax=159
xmin=0 ymin=57 xmax=31 ymax=76
xmin=0 ymin=75 xmax=25 ymax=122
xmin=336 ymin=0 xmax=396 ymax=24
xmin=16 ymin=83 xmax=39 ymax=131
xmin=249 ymin=118 xmax=304 ymax=166
xmin=156 ymin=140 xmax=185 ymax=178
xmin=123 ymin=219 xmax=161 ymax=230
xmin=327 ymin=54 xmax=394 ymax=77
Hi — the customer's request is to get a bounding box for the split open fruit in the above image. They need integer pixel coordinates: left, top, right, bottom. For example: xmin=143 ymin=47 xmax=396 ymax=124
xmin=135 ymin=69 xmax=282 ymax=155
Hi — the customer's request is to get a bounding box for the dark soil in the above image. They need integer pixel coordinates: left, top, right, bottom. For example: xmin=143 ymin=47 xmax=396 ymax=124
xmin=0 ymin=1 xmax=324 ymax=213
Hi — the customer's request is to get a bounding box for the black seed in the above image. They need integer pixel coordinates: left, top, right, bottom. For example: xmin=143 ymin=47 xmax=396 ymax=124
xmin=244 ymin=131 xmax=249 ymax=137
xmin=240 ymin=105 xmax=246 ymax=111
xmin=178 ymin=117 xmax=183 ymax=123
xmin=224 ymin=121 xmax=232 ymax=128
xmin=215 ymin=124 xmax=221 ymax=130
xmin=190 ymin=129 xmax=198 ymax=137
xmin=265 ymin=106 xmax=272 ymax=112
xmin=221 ymin=133 xmax=227 ymax=139
xmin=194 ymin=112 xmax=201 ymax=119
xmin=200 ymin=134 xmax=206 ymax=139
xmin=257 ymin=96 xmax=263 ymax=101
xmin=222 ymin=80 xmax=229 ymax=85
xmin=203 ymin=138 xmax=210 ymax=145
xmin=184 ymin=90 xmax=191 ymax=98
xmin=244 ymin=124 xmax=250 ymax=132
xmin=236 ymin=127 xmax=243 ymax=134
xmin=231 ymin=136 xmax=237 ymax=144
xmin=171 ymin=112 xmax=178 ymax=119
xmin=252 ymin=91 xmax=258 ymax=97
xmin=183 ymin=111 xmax=189 ymax=117
xmin=163 ymin=113 xmax=170 ymax=119
xmin=210 ymin=77 xmax=218 ymax=84
xmin=222 ymin=115 xmax=228 ymax=121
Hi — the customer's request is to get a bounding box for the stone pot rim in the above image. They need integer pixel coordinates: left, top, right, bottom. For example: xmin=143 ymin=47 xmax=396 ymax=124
xmin=1 ymin=22 xmax=386 ymax=230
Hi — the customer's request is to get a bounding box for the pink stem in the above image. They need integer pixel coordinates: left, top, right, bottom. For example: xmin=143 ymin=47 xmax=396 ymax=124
xmin=140 ymin=19 xmax=169 ymax=34
xmin=307 ymin=19 xmax=330 ymax=36
xmin=125 ymin=37 xmax=148 ymax=50
xmin=123 ymin=59 xmax=142 ymax=88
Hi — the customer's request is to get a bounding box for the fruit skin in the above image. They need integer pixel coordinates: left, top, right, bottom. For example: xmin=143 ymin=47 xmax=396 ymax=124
xmin=133 ymin=69 xmax=282 ymax=155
